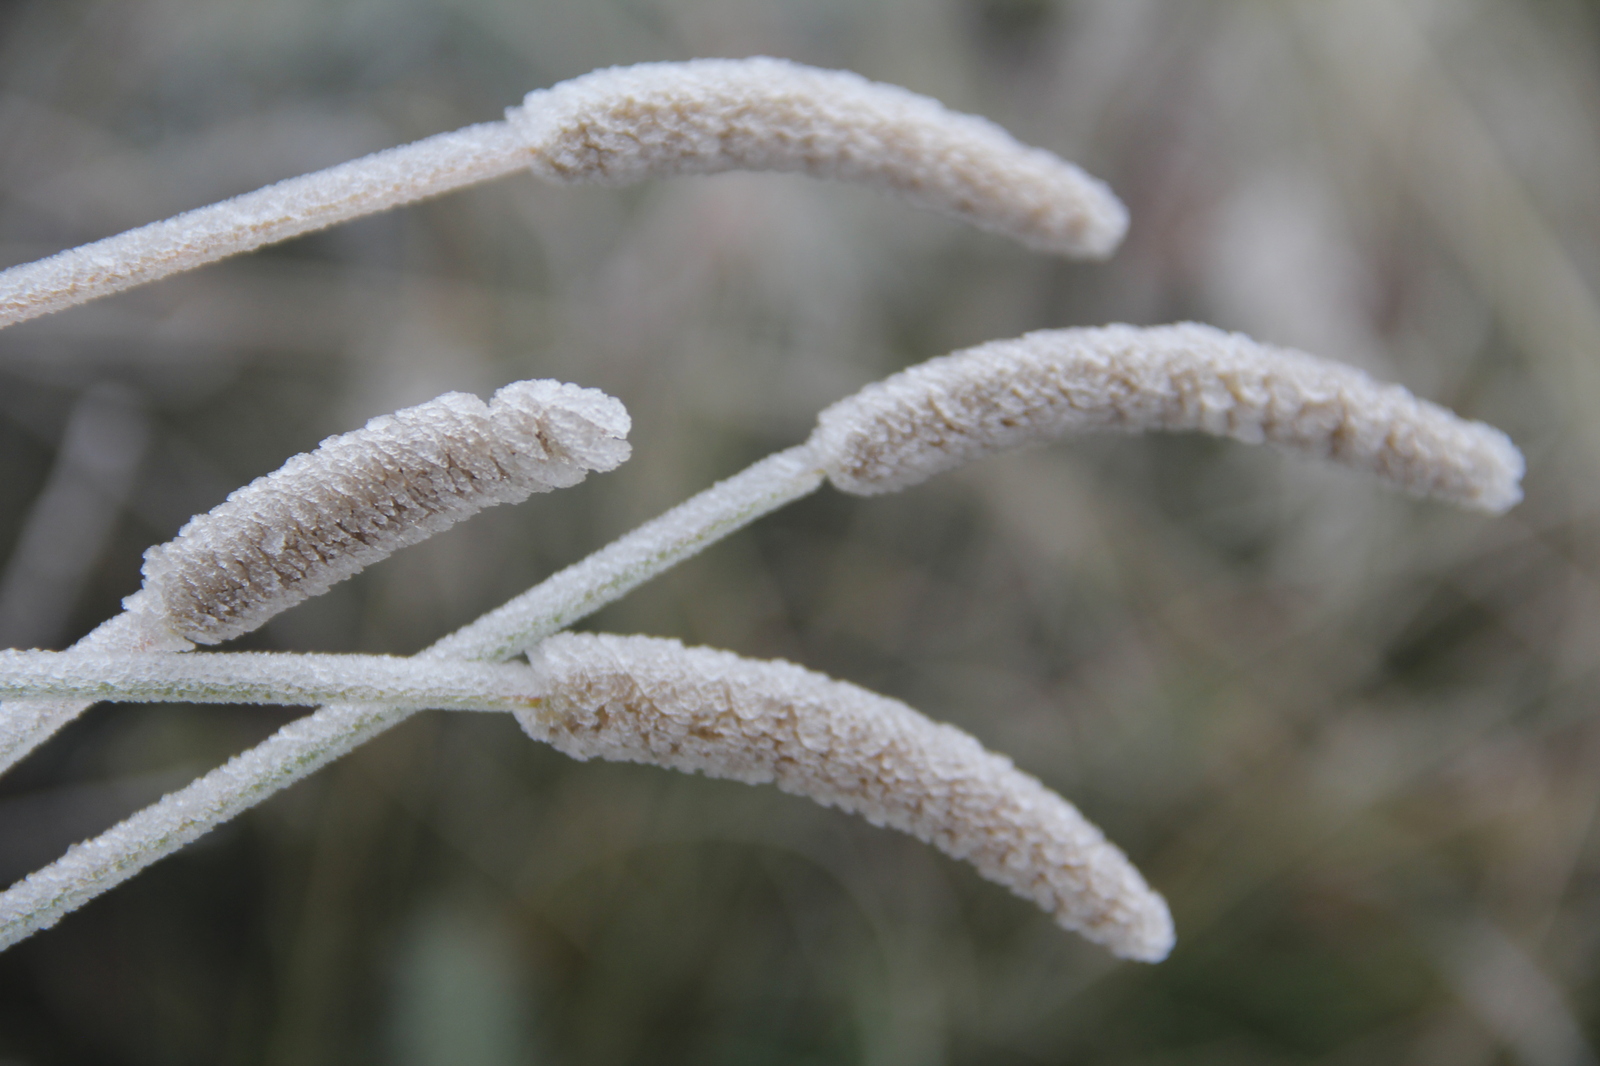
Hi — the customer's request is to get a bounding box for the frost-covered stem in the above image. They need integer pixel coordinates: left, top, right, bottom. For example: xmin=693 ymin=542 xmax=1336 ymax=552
xmin=0 ymin=597 xmax=191 ymax=775
xmin=0 ymin=445 xmax=823 ymax=948
xmin=0 ymin=702 xmax=87 ymax=774
xmin=0 ymin=649 xmax=543 ymax=712
xmin=0 ymin=699 xmax=410 ymax=946
xmin=0 ymin=123 xmax=527 ymax=330
xmin=433 ymin=444 xmax=825 ymax=661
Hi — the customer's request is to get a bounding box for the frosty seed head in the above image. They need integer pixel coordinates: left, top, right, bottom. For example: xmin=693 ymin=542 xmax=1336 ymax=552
xmin=140 ymin=380 xmax=631 ymax=645
xmin=517 ymin=631 xmax=1175 ymax=962
xmin=810 ymin=323 xmax=1525 ymax=512
xmin=508 ymin=57 xmax=1128 ymax=258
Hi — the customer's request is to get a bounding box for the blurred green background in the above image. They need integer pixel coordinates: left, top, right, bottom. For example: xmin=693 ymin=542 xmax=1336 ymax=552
xmin=1 ymin=0 xmax=1598 ymax=1062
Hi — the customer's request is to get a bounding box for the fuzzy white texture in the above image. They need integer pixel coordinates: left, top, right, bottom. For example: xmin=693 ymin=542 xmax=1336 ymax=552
xmin=811 ymin=323 xmax=1525 ymax=512
xmin=0 ymin=379 xmax=627 ymax=776
xmin=508 ymin=57 xmax=1127 ymax=258
xmin=0 ymin=649 xmax=543 ymax=712
xmin=517 ymin=631 xmax=1174 ymax=962
xmin=0 ymin=59 xmax=1123 ymax=333
xmin=141 ymin=379 xmax=631 ymax=645
xmin=0 ymin=123 xmax=526 ymax=330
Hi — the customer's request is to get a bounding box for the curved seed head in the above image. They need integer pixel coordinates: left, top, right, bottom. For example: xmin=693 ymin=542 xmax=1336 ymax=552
xmin=141 ymin=380 xmax=631 ymax=645
xmin=517 ymin=631 xmax=1175 ymax=962
xmin=508 ymin=57 xmax=1128 ymax=258
xmin=810 ymin=323 xmax=1524 ymax=512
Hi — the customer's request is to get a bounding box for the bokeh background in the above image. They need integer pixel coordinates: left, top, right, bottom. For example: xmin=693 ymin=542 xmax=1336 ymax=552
xmin=1 ymin=0 xmax=1598 ymax=1062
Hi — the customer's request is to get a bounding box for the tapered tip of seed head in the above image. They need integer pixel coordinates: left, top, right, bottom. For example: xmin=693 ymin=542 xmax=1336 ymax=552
xmin=510 ymin=56 xmax=1128 ymax=258
xmin=1444 ymin=424 xmax=1525 ymax=515
xmin=1064 ymin=191 xmax=1128 ymax=260
xmin=1101 ymin=896 xmax=1176 ymax=963
xmin=489 ymin=379 xmax=632 ymax=480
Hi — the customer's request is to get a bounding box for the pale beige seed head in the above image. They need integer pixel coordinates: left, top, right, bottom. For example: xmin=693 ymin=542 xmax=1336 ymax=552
xmin=810 ymin=323 xmax=1524 ymax=512
xmin=141 ymin=380 xmax=631 ymax=645
xmin=508 ymin=57 xmax=1128 ymax=258
xmin=516 ymin=632 xmax=1175 ymax=962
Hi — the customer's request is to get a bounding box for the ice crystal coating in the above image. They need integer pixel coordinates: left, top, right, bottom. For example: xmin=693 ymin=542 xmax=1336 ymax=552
xmin=0 ymin=648 xmax=545 ymax=712
xmin=142 ymin=380 xmax=631 ymax=644
xmin=0 ymin=447 xmax=824 ymax=948
xmin=0 ymin=123 xmax=527 ymax=331
xmin=508 ymin=57 xmax=1128 ymax=258
xmin=0 ymin=58 xmax=1125 ymax=332
xmin=810 ymin=323 xmax=1525 ymax=512
xmin=0 ymin=594 xmax=194 ymax=775
xmin=516 ymin=632 xmax=1174 ymax=962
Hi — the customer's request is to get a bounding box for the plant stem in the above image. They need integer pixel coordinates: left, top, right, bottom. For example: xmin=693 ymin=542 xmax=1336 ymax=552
xmin=0 ymin=445 xmax=824 ymax=948
xmin=0 ymin=700 xmax=411 ymax=947
xmin=0 ymin=122 xmax=526 ymax=330
xmin=0 ymin=599 xmax=190 ymax=775
xmin=0 ymin=649 xmax=543 ymax=712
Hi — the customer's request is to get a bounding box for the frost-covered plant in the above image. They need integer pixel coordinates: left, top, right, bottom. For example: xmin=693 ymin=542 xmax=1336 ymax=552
xmin=0 ymin=59 xmax=1524 ymax=964
xmin=0 ymin=380 xmax=631 ymax=774
xmin=0 ymin=57 xmax=1123 ymax=330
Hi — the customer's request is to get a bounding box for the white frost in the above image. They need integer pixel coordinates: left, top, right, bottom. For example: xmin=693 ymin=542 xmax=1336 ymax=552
xmin=0 ymin=379 xmax=628 ymax=778
xmin=0 ymin=59 xmax=1124 ymax=331
xmin=509 ymin=57 xmax=1127 ymax=258
xmin=810 ymin=323 xmax=1524 ymax=512
xmin=142 ymin=379 xmax=631 ymax=644
xmin=518 ymin=631 xmax=1175 ymax=962
xmin=0 ymin=123 xmax=526 ymax=331
xmin=432 ymin=444 xmax=825 ymax=662
xmin=0 ymin=439 xmax=824 ymax=950
xmin=0 ymin=649 xmax=544 ymax=712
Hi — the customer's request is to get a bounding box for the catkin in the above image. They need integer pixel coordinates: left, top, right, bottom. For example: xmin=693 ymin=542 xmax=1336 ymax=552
xmin=142 ymin=380 xmax=631 ymax=644
xmin=810 ymin=323 xmax=1525 ymax=512
xmin=517 ymin=631 xmax=1175 ymax=962
xmin=508 ymin=57 xmax=1128 ymax=258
